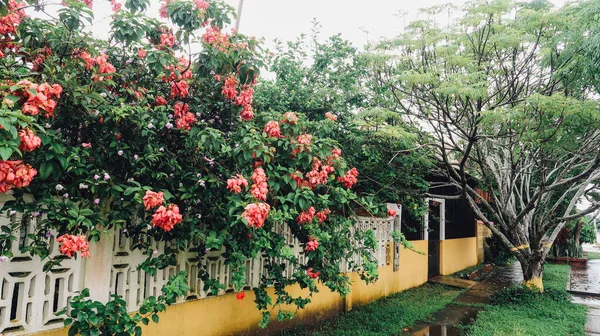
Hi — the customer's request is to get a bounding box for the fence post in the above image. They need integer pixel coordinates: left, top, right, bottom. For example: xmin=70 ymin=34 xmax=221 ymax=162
xmin=83 ymin=229 xmax=114 ymax=302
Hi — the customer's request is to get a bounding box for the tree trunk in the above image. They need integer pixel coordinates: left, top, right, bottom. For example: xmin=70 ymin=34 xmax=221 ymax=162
xmin=520 ymin=255 xmax=545 ymax=291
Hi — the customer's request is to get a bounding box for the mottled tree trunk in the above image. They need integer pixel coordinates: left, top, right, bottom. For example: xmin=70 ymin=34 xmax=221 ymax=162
xmin=520 ymin=255 xmax=545 ymax=291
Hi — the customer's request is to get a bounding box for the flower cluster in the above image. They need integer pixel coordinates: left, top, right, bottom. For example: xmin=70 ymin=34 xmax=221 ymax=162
xmin=242 ymin=202 xmax=270 ymax=229
xmin=305 ymin=158 xmax=334 ymax=189
xmin=297 ymin=206 xmax=316 ymax=224
xmin=163 ymin=57 xmax=193 ymax=82
xmin=0 ymin=0 xmax=27 ymax=36
xmin=325 ymin=112 xmax=337 ymax=121
xmin=79 ymin=52 xmax=116 ymax=82
xmin=170 ymin=80 xmax=190 ymax=99
xmin=18 ymin=129 xmax=41 ymax=152
xmin=0 ymin=160 xmax=37 ymax=193
xmin=143 ymin=190 xmax=165 ymax=210
xmin=202 ymin=26 xmax=231 ymax=52
xmin=387 ymin=209 xmax=397 ymax=217
xmin=227 ymin=174 xmax=248 ymax=194
xmin=173 ymin=102 xmax=196 ymax=130
xmin=338 ymin=167 xmax=359 ymax=189
xmin=305 ymin=236 xmax=319 ymax=252
xmin=250 ymin=167 xmax=268 ymax=201
xmin=292 ymin=134 xmax=312 ymax=155
xmin=151 ymin=204 xmax=183 ymax=232
xmin=56 ymin=234 xmax=91 ymax=258
xmin=264 ymin=121 xmax=281 ymax=138
xmin=281 ymin=112 xmax=298 ymax=125
xmin=14 ymin=80 xmax=63 ymax=117
xmin=306 ymin=267 xmax=320 ymax=279
xmin=221 ymin=75 xmax=238 ymax=99
xmin=316 ymin=209 xmax=331 ymax=223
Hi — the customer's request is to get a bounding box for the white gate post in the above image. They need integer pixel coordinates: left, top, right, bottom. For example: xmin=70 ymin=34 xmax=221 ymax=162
xmin=83 ymin=229 xmax=114 ymax=302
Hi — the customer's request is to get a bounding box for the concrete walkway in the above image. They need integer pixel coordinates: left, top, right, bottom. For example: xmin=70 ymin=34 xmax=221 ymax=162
xmin=571 ymin=244 xmax=600 ymax=335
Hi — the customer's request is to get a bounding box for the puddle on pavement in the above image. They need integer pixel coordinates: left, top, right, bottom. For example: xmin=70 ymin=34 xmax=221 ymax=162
xmin=570 ymin=260 xmax=600 ymax=294
xmin=403 ymin=263 xmax=524 ymax=336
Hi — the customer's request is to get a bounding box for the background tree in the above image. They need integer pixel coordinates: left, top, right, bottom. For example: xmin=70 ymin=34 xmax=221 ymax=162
xmin=255 ymin=28 xmax=432 ymax=209
xmin=369 ymin=0 xmax=600 ymax=289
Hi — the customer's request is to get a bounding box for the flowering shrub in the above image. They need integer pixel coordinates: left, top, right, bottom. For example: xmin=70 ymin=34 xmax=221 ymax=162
xmin=0 ymin=0 xmax=380 ymax=332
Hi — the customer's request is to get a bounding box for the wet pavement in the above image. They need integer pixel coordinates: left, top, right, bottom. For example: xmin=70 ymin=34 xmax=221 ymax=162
xmin=572 ymin=244 xmax=600 ymax=335
xmin=403 ymin=263 xmax=523 ymax=335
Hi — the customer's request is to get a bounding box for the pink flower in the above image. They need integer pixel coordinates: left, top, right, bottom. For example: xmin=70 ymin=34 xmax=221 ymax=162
xmin=307 ymin=267 xmax=320 ymax=279
xmin=18 ymin=129 xmax=41 ymax=152
xmin=305 ymin=236 xmax=319 ymax=252
xmin=292 ymin=134 xmax=313 ymax=155
xmin=305 ymin=158 xmax=333 ymax=189
xmin=143 ymin=190 xmax=164 ymax=210
xmin=151 ymin=204 xmax=183 ymax=232
xmin=281 ymin=112 xmax=298 ymax=125
xmin=137 ymin=48 xmax=146 ymax=58
xmin=194 ymin=0 xmax=209 ymax=10
xmin=240 ymin=105 xmax=254 ymax=121
xmin=331 ymin=148 xmax=342 ymax=157
xmin=82 ymin=143 xmax=92 ymax=148
xmin=222 ymin=75 xmax=238 ymax=99
xmin=338 ymin=168 xmax=359 ymax=189
xmin=226 ymin=174 xmax=248 ymax=194
xmin=170 ymin=80 xmax=189 ymax=99
xmin=0 ymin=160 xmax=37 ymax=193
xmin=56 ymin=234 xmax=91 ymax=258
xmin=264 ymin=121 xmax=281 ymax=138
xmin=242 ymin=202 xmax=270 ymax=229
xmin=234 ymin=86 xmax=253 ymax=106
xmin=297 ymin=206 xmax=316 ymax=224
xmin=175 ymin=112 xmax=197 ymax=131
xmin=160 ymin=33 xmax=176 ymax=48
xmin=316 ymin=209 xmax=331 ymax=223
xmin=250 ymin=167 xmax=268 ymax=201
xmin=155 ymin=96 xmax=167 ymax=105
xmin=325 ymin=112 xmax=337 ymax=121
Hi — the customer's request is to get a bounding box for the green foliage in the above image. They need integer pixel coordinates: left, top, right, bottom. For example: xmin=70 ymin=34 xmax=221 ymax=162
xmin=484 ymin=235 xmax=512 ymax=265
xmin=468 ymin=264 xmax=586 ymax=336
xmin=61 ymin=271 xmax=189 ymax=336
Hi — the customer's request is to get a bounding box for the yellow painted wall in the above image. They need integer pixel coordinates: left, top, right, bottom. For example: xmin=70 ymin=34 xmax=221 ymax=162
xmin=34 ymin=241 xmax=429 ymax=336
xmin=439 ymin=237 xmax=478 ymax=275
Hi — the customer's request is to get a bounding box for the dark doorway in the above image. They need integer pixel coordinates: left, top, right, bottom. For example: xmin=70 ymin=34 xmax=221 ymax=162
xmin=428 ymin=200 xmax=442 ymax=278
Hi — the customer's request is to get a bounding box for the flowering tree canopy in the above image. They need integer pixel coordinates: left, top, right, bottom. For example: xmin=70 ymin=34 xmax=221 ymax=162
xmin=0 ymin=0 xmax=382 ymax=332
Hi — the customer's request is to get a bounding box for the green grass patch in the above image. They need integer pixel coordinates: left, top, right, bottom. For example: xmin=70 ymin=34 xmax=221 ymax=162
xmin=278 ymin=284 xmax=462 ymax=336
xmin=467 ymin=264 xmax=587 ymax=336
xmin=448 ymin=263 xmax=483 ymax=279
xmin=585 ymin=251 xmax=600 ymax=260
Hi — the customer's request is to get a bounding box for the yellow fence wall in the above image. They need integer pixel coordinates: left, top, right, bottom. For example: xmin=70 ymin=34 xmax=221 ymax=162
xmin=439 ymin=237 xmax=478 ymax=275
xmin=36 ymin=241 xmax=429 ymax=336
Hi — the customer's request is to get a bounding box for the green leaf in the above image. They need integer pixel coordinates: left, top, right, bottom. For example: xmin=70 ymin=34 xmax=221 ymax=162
xmin=0 ymin=147 xmax=12 ymax=161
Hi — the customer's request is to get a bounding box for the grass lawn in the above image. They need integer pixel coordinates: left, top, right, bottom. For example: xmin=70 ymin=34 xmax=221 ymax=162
xmin=467 ymin=263 xmax=587 ymax=336
xmin=585 ymin=251 xmax=600 ymax=260
xmin=278 ymin=284 xmax=462 ymax=336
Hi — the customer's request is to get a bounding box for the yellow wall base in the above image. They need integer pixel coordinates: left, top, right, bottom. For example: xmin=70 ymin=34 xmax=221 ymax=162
xmin=34 ymin=239 xmax=475 ymax=336
xmin=439 ymin=237 xmax=478 ymax=275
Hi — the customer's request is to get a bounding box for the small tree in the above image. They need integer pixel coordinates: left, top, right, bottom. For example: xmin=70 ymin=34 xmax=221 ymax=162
xmin=370 ymin=0 xmax=600 ymax=289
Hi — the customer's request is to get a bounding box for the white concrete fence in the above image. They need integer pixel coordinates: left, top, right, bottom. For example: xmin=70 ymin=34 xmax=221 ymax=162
xmin=0 ymin=198 xmax=396 ymax=335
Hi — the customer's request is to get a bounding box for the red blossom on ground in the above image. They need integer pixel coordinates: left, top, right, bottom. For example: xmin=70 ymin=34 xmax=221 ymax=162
xmin=242 ymin=202 xmax=270 ymax=229
xmin=305 ymin=236 xmax=319 ymax=252
xmin=250 ymin=167 xmax=268 ymax=201
xmin=151 ymin=204 xmax=183 ymax=232
xmin=297 ymin=206 xmax=316 ymax=224
xmin=236 ymin=292 xmax=245 ymax=300
xmin=306 ymin=267 xmax=320 ymax=279
xmin=143 ymin=190 xmax=164 ymax=210
xmin=18 ymin=129 xmax=41 ymax=152
xmin=338 ymin=168 xmax=359 ymax=189
xmin=56 ymin=234 xmax=91 ymax=258
xmin=264 ymin=121 xmax=281 ymax=138
xmin=226 ymin=174 xmax=248 ymax=194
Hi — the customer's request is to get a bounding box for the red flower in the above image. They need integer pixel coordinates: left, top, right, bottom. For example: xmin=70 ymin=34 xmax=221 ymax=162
xmin=338 ymin=168 xmax=359 ymax=189
xmin=387 ymin=209 xmax=397 ymax=217
xmin=82 ymin=143 xmax=92 ymax=148
xmin=240 ymin=105 xmax=254 ymax=121
xmin=250 ymin=167 xmax=268 ymax=201
xmin=281 ymin=112 xmax=298 ymax=125
xmin=221 ymin=75 xmax=238 ymax=99
xmin=226 ymin=174 xmax=248 ymax=194
xmin=316 ymin=209 xmax=331 ymax=223
xmin=297 ymin=206 xmax=316 ymax=224
xmin=264 ymin=121 xmax=281 ymax=138
xmin=143 ymin=190 xmax=164 ymax=210
xmin=305 ymin=236 xmax=319 ymax=252
xmin=307 ymin=267 xmax=320 ymax=279
xmin=234 ymin=86 xmax=253 ymax=107
xmin=242 ymin=202 xmax=270 ymax=229
xmin=56 ymin=234 xmax=91 ymax=258
xmin=137 ymin=48 xmax=146 ymax=58
xmin=236 ymin=292 xmax=245 ymax=300
xmin=18 ymin=129 xmax=41 ymax=152
xmin=0 ymin=160 xmax=37 ymax=193
xmin=171 ymin=80 xmax=189 ymax=99
xmin=151 ymin=204 xmax=182 ymax=232
xmin=325 ymin=112 xmax=337 ymax=121
xmin=155 ymin=96 xmax=168 ymax=105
